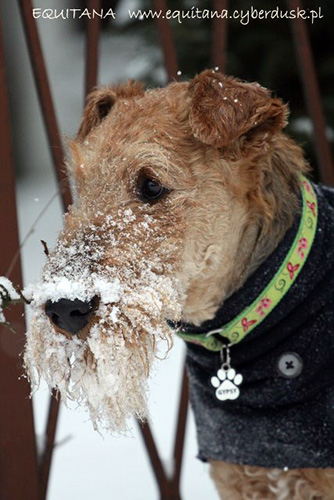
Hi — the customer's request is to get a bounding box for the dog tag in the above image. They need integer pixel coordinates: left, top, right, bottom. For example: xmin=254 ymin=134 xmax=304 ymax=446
xmin=211 ymin=345 xmax=243 ymax=401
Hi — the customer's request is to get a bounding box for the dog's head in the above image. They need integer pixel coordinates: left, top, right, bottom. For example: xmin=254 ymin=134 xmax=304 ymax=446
xmin=24 ymin=71 xmax=305 ymax=431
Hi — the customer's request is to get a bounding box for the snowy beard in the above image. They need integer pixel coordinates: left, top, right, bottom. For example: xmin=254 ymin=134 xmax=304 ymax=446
xmin=24 ymin=207 xmax=183 ymax=432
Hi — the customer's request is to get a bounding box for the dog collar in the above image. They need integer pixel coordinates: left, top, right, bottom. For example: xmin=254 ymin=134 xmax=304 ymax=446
xmin=176 ymin=176 xmax=318 ymax=352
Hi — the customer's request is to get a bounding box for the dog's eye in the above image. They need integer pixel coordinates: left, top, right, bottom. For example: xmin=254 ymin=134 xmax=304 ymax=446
xmin=138 ymin=176 xmax=168 ymax=203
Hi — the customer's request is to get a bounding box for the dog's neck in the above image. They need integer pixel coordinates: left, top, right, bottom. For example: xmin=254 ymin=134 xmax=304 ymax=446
xmin=184 ymin=135 xmax=306 ymax=326
xmin=228 ymin=137 xmax=304 ymax=300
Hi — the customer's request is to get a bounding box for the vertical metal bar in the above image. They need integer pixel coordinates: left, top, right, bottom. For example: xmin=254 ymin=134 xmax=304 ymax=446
xmin=152 ymin=0 xmax=179 ymax=81
xmin=137 ymin=367 xmax=188 ymax=499
xmin=137 ymin=421 xmax=171 ymax=498
xmin=137 ymin=385 xmax=185 ymax=500
xmin=17 ymin=0 xmax=72 ymax=208
xmin=38 ymin=391 xmax=60 ymax=500
xmin=85 ymin=0 xmax=101 ymax=97
xmin=172 ymin=364 xmax=188 ymax=491
xmin=288 ymin=0 xmax=334 ymax=185
xmin=212 ymin=0 xmax=229 ymax=72
xmin=0 ymin=15 xmax=40 ymax=500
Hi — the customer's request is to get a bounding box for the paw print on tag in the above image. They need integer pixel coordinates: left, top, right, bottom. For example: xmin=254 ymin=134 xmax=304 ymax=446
xmin=211 ymin=368 xmax=243 ymax=401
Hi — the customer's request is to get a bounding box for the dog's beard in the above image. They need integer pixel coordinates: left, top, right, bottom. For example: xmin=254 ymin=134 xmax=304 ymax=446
xmin=24 ymin=208 xmax=183 ymax=432
xmin=24 ymin=276 xmax=180 ymax=432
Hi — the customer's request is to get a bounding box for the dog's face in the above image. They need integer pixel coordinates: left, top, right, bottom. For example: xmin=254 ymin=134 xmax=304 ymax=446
xmin=71 ymin=70 xmax=288 ymax=321
xmin=24 ymin=71 xmax=288 ymax=431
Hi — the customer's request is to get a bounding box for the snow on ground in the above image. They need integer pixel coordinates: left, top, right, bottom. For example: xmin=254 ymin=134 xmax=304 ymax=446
xmin=11 ymin=0 xmax=219 ymax=498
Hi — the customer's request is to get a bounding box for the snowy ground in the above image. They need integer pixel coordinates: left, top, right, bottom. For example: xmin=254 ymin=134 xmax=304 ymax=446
xmin=9 ymin=0 xmax=219 ymax=498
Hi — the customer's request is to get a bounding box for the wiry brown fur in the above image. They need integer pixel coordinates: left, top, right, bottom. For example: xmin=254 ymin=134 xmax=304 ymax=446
xmin=210 ymin=461 xmax=334 ymax=500
xmin=30 ymin=70 xmax=333 ymax=496
xmin=71 ymin=71 xmax=308 ymax=324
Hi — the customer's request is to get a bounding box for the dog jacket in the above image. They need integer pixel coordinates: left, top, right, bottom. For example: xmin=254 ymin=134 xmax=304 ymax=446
xmin=177 ymin=181 xmax=334 ymax=469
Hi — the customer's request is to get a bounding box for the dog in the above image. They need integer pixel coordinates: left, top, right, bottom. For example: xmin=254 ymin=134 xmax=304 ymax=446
xmin=24 ymin=70 xmax=334 ymax=499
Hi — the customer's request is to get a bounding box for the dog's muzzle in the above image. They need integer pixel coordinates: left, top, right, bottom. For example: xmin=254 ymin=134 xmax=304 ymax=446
xmin=45 ymin=297 xmax=97 ymax=334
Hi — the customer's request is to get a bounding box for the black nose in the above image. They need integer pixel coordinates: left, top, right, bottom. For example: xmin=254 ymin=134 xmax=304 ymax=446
xmin=45 ymin=298 xmax=96 ymax=334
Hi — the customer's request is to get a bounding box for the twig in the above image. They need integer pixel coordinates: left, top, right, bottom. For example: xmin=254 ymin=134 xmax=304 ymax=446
xmin=15 ymin=286 xmax=31 ymax=305
xmin=6 ymin=189 xmax=60 ymax=278
xmin=0 ymin=284 xmax=31 ymax=333
xmin=0 ymin=284 xmax=10 ymax=302
xmin=2 ymin=321 xmax=17 ymax=334
xmin=41 ymin=240 xmax=49 ymax=257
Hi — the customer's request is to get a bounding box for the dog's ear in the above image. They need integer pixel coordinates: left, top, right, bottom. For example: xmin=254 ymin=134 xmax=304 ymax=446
xmin=77 ymin=81 xmax=145 ymax=140
xmin=77 ymin=87 xmax=117 ymax=140
xmin=188 ymin=70 xmax=288 ymax=149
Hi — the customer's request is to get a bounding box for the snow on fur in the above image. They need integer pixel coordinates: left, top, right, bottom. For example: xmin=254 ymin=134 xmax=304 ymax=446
xmin=0 ymin=276 xmax=20 ymax=323
xmin=24 ymin=207 xmax=182 ymax=432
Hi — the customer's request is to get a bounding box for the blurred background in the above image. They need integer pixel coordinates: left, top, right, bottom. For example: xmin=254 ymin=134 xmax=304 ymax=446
xmin=1 ymin=0 xmax=333 ymax=498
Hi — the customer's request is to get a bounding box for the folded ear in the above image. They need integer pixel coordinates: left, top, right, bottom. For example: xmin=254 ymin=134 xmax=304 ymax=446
xmin=188 ymin=70 xmax=288 ymax=149
xmin=77 ymin=81 xmax=145 ymax=140
xmin=77 ymin=87 xmax=117 ymax=140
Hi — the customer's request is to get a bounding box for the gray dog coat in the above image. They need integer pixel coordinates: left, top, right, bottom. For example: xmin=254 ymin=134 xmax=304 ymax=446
xmin=178 ymin=183 xmax=334 ymax=469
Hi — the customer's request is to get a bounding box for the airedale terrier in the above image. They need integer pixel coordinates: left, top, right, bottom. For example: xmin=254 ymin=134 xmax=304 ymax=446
xmin=24 ymin=70 xmax=334 ymax=499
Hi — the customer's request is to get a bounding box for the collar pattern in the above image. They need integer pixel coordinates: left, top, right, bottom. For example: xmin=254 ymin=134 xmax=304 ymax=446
xmin=176 ymin=176 xmax=318 ymax=351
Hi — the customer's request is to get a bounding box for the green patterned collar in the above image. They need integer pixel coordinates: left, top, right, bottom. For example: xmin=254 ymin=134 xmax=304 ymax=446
xmin=176 ymin=176 xmax=318 ymax=352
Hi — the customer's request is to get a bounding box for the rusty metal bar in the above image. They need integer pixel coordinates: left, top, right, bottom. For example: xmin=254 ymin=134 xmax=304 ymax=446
xmin=17 ymin=0 xmax=72 ymax=208
xmin=288 ymin=0 xmax=334 ymax=185
xmin=137 ymin=365 xmax=188 ymax=500
xmin=0 ymin=14 xmax=40 ymax=500
xmin=212 ymin=0 xmax=229 ymax=72
xmin=38 ymin=390 xmax=60 ymax=500
xmin=137 ymin=421 xmax=173 ymax=499
xmin=172 ymin=364 xmax=188 ymax=492
xmin=137 ymin=425 xmax=182 ymax=500
xmin=152 ymin=0 xmax=179 ymax=81
xmin=85 ymin=0 xmax=101 ymax=97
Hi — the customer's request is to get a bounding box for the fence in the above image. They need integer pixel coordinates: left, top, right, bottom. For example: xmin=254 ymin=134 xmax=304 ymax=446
xmin=0 ymin=0 xmax=333 ymax=499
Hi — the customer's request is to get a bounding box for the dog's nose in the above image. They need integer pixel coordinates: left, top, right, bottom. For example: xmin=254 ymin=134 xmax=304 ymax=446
xmin=45 ymin=298 xmax=96 ymax=334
